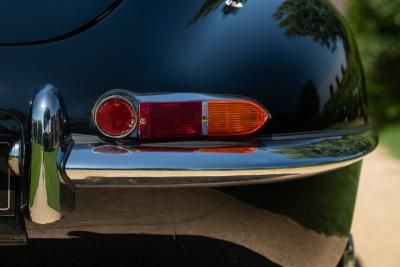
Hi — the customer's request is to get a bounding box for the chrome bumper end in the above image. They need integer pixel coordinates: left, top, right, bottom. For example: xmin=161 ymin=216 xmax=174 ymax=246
xmin=29 ymin=85 xmax=75 ymax=224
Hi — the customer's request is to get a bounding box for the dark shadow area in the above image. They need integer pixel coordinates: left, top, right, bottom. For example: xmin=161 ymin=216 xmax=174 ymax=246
xmin=220 ymin=162 xmax=362 ymax=237
xmin=0 ymin=231 xmax=279 ymax=267
xmin=294 ymin=80 xmax=321 ymax=130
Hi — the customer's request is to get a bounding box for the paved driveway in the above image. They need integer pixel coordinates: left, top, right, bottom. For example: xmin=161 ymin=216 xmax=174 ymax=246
xmin=327 ymin=0 xmax=400 ymax=263
xmin=331 ymin=0 xmax=345 ymax=12
xmin=352 ymin=147 xmax=400 ymax=267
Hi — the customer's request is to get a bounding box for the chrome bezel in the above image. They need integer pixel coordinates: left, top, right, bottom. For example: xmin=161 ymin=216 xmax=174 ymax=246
xmin=93 ymin=95 xmax=138 ymax=139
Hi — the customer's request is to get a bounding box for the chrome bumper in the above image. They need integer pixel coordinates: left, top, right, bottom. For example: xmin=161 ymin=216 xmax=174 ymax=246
xmin=27 ymin=85 xmax=378 ymax=224
xmin=65 ymin=130 xmax=377 ymax=187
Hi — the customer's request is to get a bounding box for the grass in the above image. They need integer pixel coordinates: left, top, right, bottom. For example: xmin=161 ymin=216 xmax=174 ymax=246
xmin=29 ymin=143 xmax=60 ymax=212
xmin=380 ymin=124 xmax=400 ymax=158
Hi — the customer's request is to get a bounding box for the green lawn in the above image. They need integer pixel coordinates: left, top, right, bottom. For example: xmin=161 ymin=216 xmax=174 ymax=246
xmin=29 ymin=143 xmax=60 ymax=212
xmin=380 ymin=124 xmax=400 ymax=158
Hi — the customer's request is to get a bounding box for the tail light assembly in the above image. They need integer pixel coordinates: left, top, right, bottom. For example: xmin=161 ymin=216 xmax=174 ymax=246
xmin=93 ymin=93 xmax=270 ymax=140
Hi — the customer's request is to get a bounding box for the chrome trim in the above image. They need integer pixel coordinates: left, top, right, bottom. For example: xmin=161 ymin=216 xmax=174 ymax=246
xmin=339 ymin=235 xmax=356 ymax=267
xmin=225 ymin=0 xmax=244 ymax=8
xmin=29 ymin=84 xmax=75 ymax=224
xmin=64 ymin=130 xmax=377 ymax=187
xmin=94 ymin=90 xmax=270 ymax=111
xmin=0 ymin=168 xmax=11 ymax=211
xmin=92 ymin=95 xmax=137 ymax=138
xmin=202 ymin=101 xmax=208 ymax=136
xmin=8 ymin=141 xmax=22 ymax=176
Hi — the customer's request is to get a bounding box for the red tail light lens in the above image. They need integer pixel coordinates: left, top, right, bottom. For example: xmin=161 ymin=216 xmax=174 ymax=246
xmin=139 ymin=101 xmax=203 ymax=139
xmin=95 ymin=97 xmax=137 ymax=138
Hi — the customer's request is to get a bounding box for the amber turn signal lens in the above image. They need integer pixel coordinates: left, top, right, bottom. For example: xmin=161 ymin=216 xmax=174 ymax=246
xmin=207 ymin=100 xmax=269 ymax=136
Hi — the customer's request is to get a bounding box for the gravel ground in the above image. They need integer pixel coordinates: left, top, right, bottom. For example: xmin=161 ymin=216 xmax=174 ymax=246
xmin=331 ymin=0 xmax=345 ymax=12
xmin=328 ymin=0 xmax=400 ymax=263
xmin=352 ymin=147 xmax=400 ymax=267
xmin=319 ymin=1 xmax=400 ymax=264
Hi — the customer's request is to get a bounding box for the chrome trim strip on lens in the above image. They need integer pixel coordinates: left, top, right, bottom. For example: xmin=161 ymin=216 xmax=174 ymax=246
xmin=29 ymin=84 xmax=75 ymax=224
xmin=92 ymin=95 xmax=138 ymax=139
xmin=202 ymin=101 xmax=208 ymax=136
xmin=64 ymin=130 xmax=378 ymax=187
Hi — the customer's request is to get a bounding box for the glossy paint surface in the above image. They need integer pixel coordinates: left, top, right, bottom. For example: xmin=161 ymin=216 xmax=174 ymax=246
xmin=0 ymin=0 xmax=366 ymax=136
xmin=0 ymin=0 xmax=118 ymax=44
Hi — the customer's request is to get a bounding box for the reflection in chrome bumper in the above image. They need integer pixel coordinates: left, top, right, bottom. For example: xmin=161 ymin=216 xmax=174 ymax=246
xmin=64 ymin=129 xmax=377 ymax=187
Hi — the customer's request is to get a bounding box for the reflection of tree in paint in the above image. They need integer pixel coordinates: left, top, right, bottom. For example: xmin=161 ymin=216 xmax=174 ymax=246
xmin=269 ymin=132 xmax=376 ymax=160
xmin=185 ymin=0 xmax=366 ymax=129
xmin=187 ymin=0 xmax=224 ymax=27
xmin=188 ymin=0 xmax=343 ymax=53
xmin=273 ymin=0 xmax=366 ymax=128
xmin=273 ymin=0 xmax=343 ymax=52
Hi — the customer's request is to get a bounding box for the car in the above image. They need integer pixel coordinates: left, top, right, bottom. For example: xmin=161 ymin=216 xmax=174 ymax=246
xmin=0 ymin=0 xmax=377 ymax=266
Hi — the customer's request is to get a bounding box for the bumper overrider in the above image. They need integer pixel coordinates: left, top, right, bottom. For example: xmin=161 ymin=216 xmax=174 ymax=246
xmin=26 ymin=85 xmax=378 ymax=224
